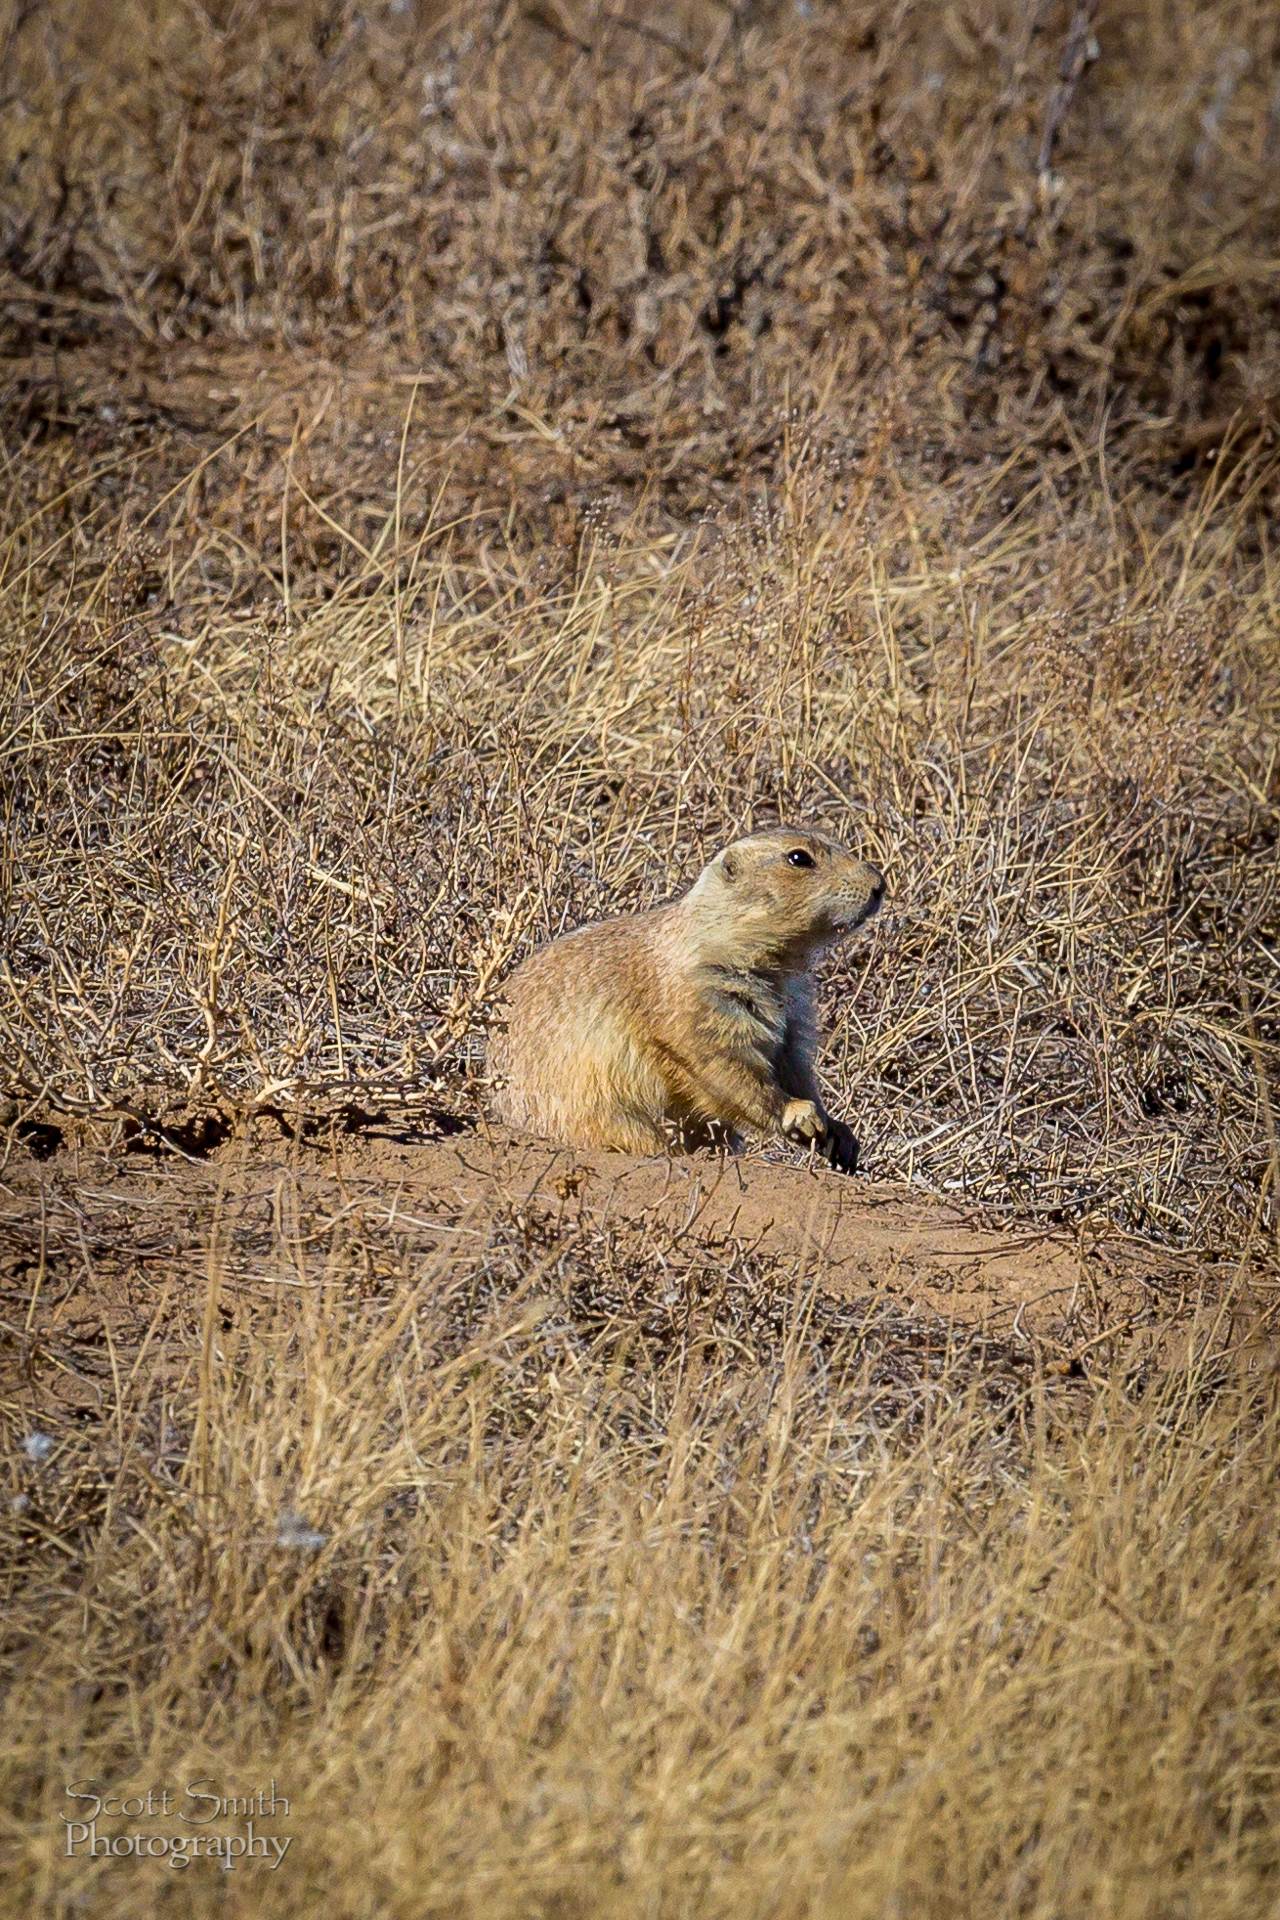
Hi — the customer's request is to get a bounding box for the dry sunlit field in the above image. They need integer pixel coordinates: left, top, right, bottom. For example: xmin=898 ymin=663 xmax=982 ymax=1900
xmin=3 ymin=0 xmax=1280 ymax=1913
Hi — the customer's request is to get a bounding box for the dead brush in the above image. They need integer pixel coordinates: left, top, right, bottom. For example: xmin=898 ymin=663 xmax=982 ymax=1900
xmin=2 ymin=443 xmax=1279 ymax=1250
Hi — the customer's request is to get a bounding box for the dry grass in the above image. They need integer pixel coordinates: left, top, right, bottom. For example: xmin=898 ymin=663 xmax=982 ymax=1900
xmin=6 ymin=1198 xmax=1280 ymax=1918
xmin=3 ymin=0 xmax=1280 ymax=1911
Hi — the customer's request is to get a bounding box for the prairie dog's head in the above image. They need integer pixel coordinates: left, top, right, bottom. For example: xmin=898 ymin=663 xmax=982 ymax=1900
xmin=685 ymin=826 xmax=885 ymax=965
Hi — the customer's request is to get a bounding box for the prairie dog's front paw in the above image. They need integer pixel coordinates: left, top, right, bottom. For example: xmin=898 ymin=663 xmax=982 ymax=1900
xmin=781 ymin=1098 xmax=827 ymax=1145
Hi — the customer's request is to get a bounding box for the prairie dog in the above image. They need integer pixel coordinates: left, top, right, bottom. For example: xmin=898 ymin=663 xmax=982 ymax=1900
xmin=490 ymin=827 xmax=884 ymax=1172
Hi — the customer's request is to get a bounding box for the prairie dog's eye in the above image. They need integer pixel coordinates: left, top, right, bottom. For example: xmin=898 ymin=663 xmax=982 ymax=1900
xmin=786 ymin=848 xmax=815 ymax=869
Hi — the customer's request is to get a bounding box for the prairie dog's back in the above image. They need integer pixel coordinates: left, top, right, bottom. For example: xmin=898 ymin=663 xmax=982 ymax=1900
xmin=493 ymin=910 xmax=672 ymax=1150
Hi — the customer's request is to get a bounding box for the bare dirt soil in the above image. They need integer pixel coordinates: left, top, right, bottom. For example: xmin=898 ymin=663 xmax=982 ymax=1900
xmin=2 ymin=1114 xmax=1247 ymax=1438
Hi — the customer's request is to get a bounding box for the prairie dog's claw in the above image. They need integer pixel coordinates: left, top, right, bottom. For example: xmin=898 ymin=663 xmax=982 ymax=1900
xmin=823 ymin=1118 xmax=859 ymax=1175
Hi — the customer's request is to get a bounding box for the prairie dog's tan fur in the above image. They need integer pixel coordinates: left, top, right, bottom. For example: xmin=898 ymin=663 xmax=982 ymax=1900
xmin=490 ymin=827 xmax=884 ymax=1172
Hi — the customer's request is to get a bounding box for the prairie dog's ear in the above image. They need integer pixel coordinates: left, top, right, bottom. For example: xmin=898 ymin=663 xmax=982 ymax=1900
xmin=721 ymin=850 xmax=738 ymax=882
